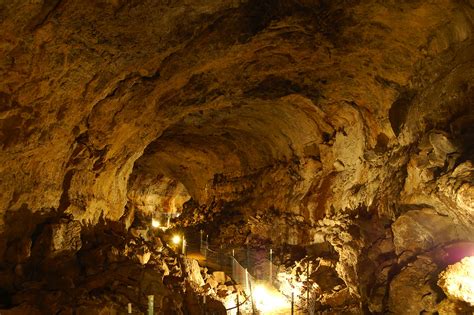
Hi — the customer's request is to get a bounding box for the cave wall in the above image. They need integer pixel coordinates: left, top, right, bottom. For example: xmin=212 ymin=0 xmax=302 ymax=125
xmin=2 ymin=0 xmax=472 ymax=227
xmin=1 ymin=0 xmax=474 ymax=313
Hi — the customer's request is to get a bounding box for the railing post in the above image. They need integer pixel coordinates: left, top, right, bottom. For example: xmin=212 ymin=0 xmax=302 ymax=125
xmin=182 ymin=237 xmax=186 ymax=256
xmin=219 ymin=244 xmax=223 ymax=268
xmin=232 ymin=249 xmax=235 ymax=280
xmin=291 ymin=291 xmax=294 ymax=315
xmin=248 ymin=272 xmax=256 ymax=315
xmin=269 ymin=248 xmax=273 ymax=284
xmin=147 ymin=295 xmax=154 ymax=315
xmin=200 ymin=229 xmax=203 ymax=248
xmin=205 ymin=235 xmax=208 ymax=261
xmin=236 ymin=292 xmax=240 ymax=315
xmin=307 ymin=261 xmax=310 ymax=312
xmin=245 ymin=268 xmax=249 ymax=292
xmin=203 ymin=294 xmax=206 ymax=315
xmin=246 ymin=244 xmax=250 ymax=269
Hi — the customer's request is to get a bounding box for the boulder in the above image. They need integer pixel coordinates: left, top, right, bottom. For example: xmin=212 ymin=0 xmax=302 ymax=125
xmin=183 ymin=258 xmax=205 ymax=286
xmin=436 ymin=298 xmax=474 ymax=314
xmin=389 ymin=256 xmax=439 ymax=314
xmin=206 ymin=277 xmax=219 ymax=289
xmin=201 ymin=283 xmax=212 ymax=292
xmin=140 ymin=268 xmax=168 ymax=304
xmin=212 ymin=271 xmax=226 ymax=284
xmin=33 ymin=220 xmax=82 ymax=257
xmin=162 ymin=261 xmax=170 ymax=276
xmin=437 ymin=256 xmax=474 ymax=306
xmin=217 ymin=289 xmax=227 ymax=298
xmin=311 ymin=265 xmax=344 ymax=291
xmin=136 ymin=246 xmax=151 ymax=265
xmin=153 ymin=237 xmax=164 ymax=252
xmin=50 ymin=220 xmax=82 ymax=254
xmin=429 ymin=131 xmax=457 ymax=157
xmin=392 ymin=209 xmax=470 ymax=258
xmin=320 ymin=287 xmax=354 ymax=308
xmin=106 ymin=246 xmax=120 ymax=263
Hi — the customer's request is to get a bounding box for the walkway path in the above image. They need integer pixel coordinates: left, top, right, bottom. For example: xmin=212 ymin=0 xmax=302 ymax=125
xmin=183 ymin=234 xmax=296 ymax=314
xmin=185 ymin=244 xmax=223 ymax=271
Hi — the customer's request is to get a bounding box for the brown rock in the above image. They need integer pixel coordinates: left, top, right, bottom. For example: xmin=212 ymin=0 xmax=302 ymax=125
xmin=389 ymin=256 xmax=440 ymax=314
xmin=429 ymin=131 xmax=457 ymax=156
xmin=392 ymin=209 xmax=470 ymax=257
xmin=140 ymin=268 xmax=168 ymax=304
xmin=0 ymin=304 xmax=42 ymax=315
xmin=320 ymin=288 xmax=354 ymax=308
xmin=162 ymin=260 xmax=170 ymax=277
xmin=0 ymin=2 xmax=473 ymax=315
xmin=183 ymin=258 xmax=205 ymax=286
xmin=49 ymin=220 xmax=82 ymax=254
xmin=311 ymin=265 xmax=344 ymax=291
xmin=437 ymin=298 xmax=474 ymax=315
xmin=206 ymin=277 xmax=219 ymax=289
xmin=33 ymin=220 xmax=82 ymax=257
xmin=212 ymin=271 xmax=226 ymax=285
xmin=136 ymin=246 xmax=151 ymax=265
xmin=5 ymin=238 xmax=31 ymax=264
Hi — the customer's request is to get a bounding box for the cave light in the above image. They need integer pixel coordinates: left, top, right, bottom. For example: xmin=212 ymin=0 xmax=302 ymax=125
xmin=253 ymin=283 xmax=289 ymax=314
xmin=151 ymin=218 xmax=160 ymax=228
xmin=172 ymin=234 xmax=181 ymax=245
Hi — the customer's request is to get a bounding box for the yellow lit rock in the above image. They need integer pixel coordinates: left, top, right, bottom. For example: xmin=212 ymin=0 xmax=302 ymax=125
xmin=438 ymin=256 xmax=474 ymax=306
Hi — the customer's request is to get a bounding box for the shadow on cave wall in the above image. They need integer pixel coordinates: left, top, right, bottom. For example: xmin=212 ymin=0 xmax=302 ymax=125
xmin=0 ymin=204 xmax=126 ymax=309
xmin=0 ymin=204 xmax=61 ymax=259
xmin=388 ymin=88 xmax=416 ymax=136
xmin=0 ymin=204 xmax=62 ymax=308
xmin=0 ymin=204 xmax=182 ymax=313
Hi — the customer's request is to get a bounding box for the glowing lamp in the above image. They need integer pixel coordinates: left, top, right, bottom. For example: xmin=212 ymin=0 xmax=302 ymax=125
xmin=172 ymin=235 xmax=181 ymax=245
xmin=151 ymin=219 xmax=160 ymax=228
xmin=253 ymin=283 xmax=289 ymax=313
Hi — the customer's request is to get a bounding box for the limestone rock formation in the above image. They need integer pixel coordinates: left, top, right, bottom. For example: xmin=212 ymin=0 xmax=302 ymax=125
xmin=0 ymin=0 xmax=473 ymax=313
xmin=438 ymin=256 xmax=474 ymax=306
xmin=183 ymin=258 xmax=205 ymax=287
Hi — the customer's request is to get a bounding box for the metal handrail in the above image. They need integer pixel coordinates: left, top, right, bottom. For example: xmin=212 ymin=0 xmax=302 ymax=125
xmin=197 ymin=237 xmax=310 ymax=314
xmin=223 ymin=277 xmax=252 ymax=312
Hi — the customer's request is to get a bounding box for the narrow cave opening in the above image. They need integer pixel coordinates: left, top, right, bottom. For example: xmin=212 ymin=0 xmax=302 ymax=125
xmin=126 ymin=166 xmax=191 ymax=231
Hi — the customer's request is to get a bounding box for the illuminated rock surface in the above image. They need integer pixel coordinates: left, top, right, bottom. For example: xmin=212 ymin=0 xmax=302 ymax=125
xmin=0 ymin=0 xmax=473 ymax=313
xmin=438 ymin=256 xmax=474 ymax=306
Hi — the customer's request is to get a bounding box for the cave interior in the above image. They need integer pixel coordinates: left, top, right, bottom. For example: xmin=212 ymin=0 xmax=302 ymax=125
xmin=0 ymin=0 xmax=474 ymax=314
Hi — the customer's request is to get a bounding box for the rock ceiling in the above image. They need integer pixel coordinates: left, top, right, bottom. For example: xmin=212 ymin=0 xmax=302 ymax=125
xmin=0 ymin=0 xmax=473 ymax=313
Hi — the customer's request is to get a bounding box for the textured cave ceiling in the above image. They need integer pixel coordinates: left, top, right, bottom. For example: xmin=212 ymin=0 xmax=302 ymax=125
xmin=0 ymin=0 xmax=474 ymax=312
xmin=1 ymin=0 xmax=472 ymax=225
